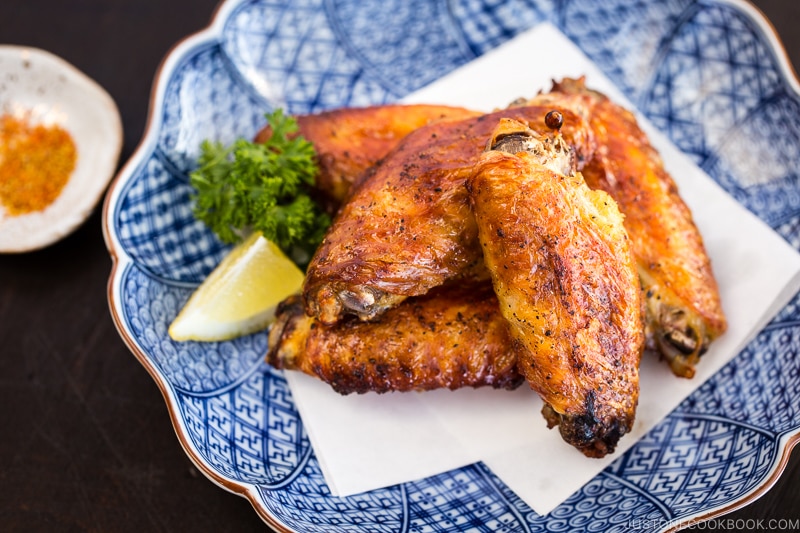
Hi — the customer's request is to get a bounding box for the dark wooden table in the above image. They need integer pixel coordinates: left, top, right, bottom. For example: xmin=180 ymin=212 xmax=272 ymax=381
xmin=1 ymin=1 xmax=798 ymax=531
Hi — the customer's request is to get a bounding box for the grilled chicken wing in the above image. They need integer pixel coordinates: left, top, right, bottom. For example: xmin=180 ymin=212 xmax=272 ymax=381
xmin=255 ymin=104 xmax=479 ymax=208
xmin=528 ymin=78 xmax=726 ymax=377
xmin=267 ymin=283 xmax=522 ymax=394
xmin=303 ymin=105 xmax=595 ymax=325
xmin=468 ymin=119 xmax=643 ymax=457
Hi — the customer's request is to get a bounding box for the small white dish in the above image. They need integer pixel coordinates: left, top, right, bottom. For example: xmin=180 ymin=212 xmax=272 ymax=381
xmin=0 ymin=45 xmax=122 ymax=253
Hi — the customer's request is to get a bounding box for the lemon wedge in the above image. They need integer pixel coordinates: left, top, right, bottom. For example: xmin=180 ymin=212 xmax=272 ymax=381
xmin=168 ymin=232 xmax=304 ymax=342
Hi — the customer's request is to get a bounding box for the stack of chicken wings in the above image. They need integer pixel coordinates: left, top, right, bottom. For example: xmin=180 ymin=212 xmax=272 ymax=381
xmin=265 ymin=78 xmax=726 ymax=458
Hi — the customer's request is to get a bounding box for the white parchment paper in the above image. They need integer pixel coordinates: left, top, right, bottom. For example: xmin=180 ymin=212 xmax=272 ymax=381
xmin=285 ymin=23 xmax=800 ymax=515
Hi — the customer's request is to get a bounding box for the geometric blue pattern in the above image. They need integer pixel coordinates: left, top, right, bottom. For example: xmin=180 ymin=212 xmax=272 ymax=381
xmin=559 ymin=0 xmax=695 ymax=100
xmin=157 ymin=44 xmax=267 ymax=174
xmin=114 ymin=158 xmax=228 ymax=283
xmin=177 ymin=364 xmax=311 ymax=485
xmin=640 ymin=4 xmax=781 ymax=164
xmin=449 ymin=0 xmax=551 ymax=57
xmin=119 ymin=265 xmax=267 ymax=393
xmin=221 ymin=0 xmax=396 ymax=112
xmin=258 ymin=459 xmax=403 ymax=533
xmin=105 ymin=0 xmax=800 ymax=531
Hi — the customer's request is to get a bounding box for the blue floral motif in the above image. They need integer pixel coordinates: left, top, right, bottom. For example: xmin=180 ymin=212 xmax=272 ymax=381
xmin=108 ymin=0 xmax=800 ymax=531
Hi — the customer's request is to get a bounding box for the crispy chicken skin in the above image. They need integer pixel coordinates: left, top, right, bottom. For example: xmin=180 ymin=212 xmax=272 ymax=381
xmin=528 ymin=78 xmax=726 ymax=377
xmin=267 ymin=283 xmax=523 ymax=394
xmin=303 ymin=105 xmax=595 ymax=325
xmin=468 ymin=119 xmax=643 ymax=457
xmin=254 ymin=104 xmax=480 ymax=208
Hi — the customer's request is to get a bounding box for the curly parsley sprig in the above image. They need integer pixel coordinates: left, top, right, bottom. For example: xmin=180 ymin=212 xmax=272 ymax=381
xmin=190 ymin=109 xmax=330 ymax=266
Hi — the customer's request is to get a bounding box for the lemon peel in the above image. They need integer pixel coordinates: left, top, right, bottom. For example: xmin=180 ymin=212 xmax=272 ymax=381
xmin=168 ymin=232 xmax=304 ymax=342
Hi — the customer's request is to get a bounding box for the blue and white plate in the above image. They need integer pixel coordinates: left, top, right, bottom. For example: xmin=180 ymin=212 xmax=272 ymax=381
xmin=103 ymin=1 xmax=800 ymax=531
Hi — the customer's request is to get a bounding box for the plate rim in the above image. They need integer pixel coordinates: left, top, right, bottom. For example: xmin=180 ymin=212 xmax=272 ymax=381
xmin=101 ymin=0 xmax=800 ymax=531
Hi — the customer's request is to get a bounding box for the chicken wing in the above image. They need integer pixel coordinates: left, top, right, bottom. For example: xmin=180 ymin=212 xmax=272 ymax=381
xmin=254 ymin=104 xmax=480 ymax=208
xmin=267 ymin=283 xmax=522 ymax=394
xmin=528 ymin=78 xmax=726 ymax=377
xmin=303 ymin=105 xmax=595 ymax=324
xmin=468 ymin=119 xmax=643 ymax=457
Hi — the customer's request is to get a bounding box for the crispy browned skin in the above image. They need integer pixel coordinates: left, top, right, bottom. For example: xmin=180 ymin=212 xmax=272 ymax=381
xmin=467 ymin=120 xmax=643 ymax=457
xmin=267 ymin=283 xmax=522 ymax=394
xmin=303 ymin=105 xmax=595 ymax=325
xmin=529 ymin=78 xmax=726 ymax=378
xmin=254 ymin=105 xmax=480 ymax=207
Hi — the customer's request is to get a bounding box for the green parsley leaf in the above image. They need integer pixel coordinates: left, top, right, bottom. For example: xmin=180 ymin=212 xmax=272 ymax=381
xmin=189 ymin=109 xmax=330 ymax=266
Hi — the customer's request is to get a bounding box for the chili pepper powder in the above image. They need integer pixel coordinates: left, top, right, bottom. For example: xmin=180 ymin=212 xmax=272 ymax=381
xmin=0 ymin=113 xmax=77 ymax=216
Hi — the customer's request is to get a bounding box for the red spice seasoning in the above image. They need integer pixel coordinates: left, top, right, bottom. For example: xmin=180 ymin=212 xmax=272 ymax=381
xmin=0 ymin=113 xmax=77 ymax=216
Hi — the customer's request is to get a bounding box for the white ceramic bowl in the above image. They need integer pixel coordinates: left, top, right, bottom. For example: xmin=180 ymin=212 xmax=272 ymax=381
xmin=0 ymin=45 xmax=122 ymax=252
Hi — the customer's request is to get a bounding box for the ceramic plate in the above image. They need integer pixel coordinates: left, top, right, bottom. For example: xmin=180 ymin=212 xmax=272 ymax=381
xmin=0 ymin=45 xmax=122 ymax=252
xmin=103 ymin=1 xmax=800 ymax=531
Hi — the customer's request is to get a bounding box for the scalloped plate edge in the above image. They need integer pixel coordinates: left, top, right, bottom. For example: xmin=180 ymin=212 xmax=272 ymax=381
xmin=100 ymin=0 xmax=800 ymax=531
xmin=100 ymin=0 xmax=303 ymax=529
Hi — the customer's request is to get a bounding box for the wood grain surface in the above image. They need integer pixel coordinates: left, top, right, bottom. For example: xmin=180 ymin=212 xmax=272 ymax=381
xmin=0 ymin=1 xmax=797 ymax=531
